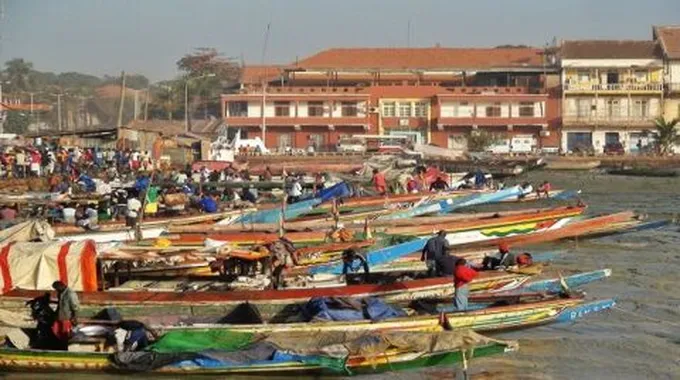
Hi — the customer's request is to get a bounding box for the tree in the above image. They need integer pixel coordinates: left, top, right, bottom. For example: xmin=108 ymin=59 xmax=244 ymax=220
xmin=653 ymin=117 xmax=680 ymax=155
xmin=176 ymin=48 xmax=241 ymax=119
xmin=467 ymin=131 xmax=500 ymax=152
xmin=4 ymin=58 xmax=34 ymax=92
xmin=149 ymin=80 xmax=182 ymax=120
xmin=3 ymin=111 xmax=30 ymax=134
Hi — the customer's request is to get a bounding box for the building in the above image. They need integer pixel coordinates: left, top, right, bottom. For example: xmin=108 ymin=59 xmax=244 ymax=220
xmin=221 ymin=47 xmax=560 ymax=153
xmin=654 ymin=26 xmax=680 ymax=122
xmin=560 ymin=40 xmax=664 ymax=153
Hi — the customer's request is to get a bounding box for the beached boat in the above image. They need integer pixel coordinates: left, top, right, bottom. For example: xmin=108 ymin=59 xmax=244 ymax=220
xmin=378 ymin=186 xmax=524 ymax=221
xmin=544 ymin=159 xmax=601 ymax=170
xmin=0 ymin=330 xmax=514 ymax=375
xmin=156 ymin=297 xmax=615 ymax=335
xmin=0 ymin=271 xmax=534 ymax=321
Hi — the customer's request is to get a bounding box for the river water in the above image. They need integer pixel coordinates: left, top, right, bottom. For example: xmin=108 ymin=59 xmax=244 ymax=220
xmin=7 ymin=171 xmax=680 ymax=379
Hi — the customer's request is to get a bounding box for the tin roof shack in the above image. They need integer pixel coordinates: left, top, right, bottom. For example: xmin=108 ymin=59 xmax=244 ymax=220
xmin=119 ymin=121 xmax=211 ymax=167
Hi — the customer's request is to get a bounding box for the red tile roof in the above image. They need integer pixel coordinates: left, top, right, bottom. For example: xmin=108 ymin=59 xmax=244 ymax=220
xmin=294 ymin=47 xmax=547 ymax=71
xmin=240 ymin=65 xmax=285 ymax=85
xmin=654 ymin=26 xmax=680 ymax=59
xmin=561 ymin=40 xmax=661 ymax=59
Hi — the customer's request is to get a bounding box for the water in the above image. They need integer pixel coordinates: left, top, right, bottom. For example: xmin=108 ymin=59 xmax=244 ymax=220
xmin=6 ymin=171 xmax=680 ymax=379
xmin=418 ymin=171 xmax=680 ymax=379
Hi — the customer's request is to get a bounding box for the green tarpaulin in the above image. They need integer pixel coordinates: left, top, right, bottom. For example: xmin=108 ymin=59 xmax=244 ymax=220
xmin=150 ymin=329 xmax=256 ymax=353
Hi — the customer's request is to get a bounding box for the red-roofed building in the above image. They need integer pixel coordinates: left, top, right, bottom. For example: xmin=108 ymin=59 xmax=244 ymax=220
xmin=221 ymin=47 xmax=560 ymax=153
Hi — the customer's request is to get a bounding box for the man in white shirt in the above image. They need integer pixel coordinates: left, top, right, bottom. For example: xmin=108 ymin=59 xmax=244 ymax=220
xmin=15 ymin=150 xmax=26 ymax=178
xmin=288 ymin=177 xmax=303 ymax=204
xmin=126 ymin=197 xmax=142 ymax=228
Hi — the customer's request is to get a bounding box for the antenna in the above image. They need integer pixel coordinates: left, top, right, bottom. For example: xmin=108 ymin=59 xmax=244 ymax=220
xmin=407 ymin=19 xmax=411 ymax=47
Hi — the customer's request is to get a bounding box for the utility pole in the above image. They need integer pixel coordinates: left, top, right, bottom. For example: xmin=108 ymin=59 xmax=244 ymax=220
xmin=50 ymin=93 xmax=64 ymax=132
xmin=260 ymin=22 xmax=271 ymax=142
xmin=117 ymin=71 xmax=126 ymax=128
xmin=144 ymin=87 xmax=149 ymax=121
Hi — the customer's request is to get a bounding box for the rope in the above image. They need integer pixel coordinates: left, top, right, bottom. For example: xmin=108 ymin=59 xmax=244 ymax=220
xmin=613 ymin=305 xmax=680 ymax=327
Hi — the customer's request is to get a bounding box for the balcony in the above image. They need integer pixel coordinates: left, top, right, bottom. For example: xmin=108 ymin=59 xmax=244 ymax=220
xmin=436 ymin=116 xmax=547 ymax=128
xmin=563 ymin=114 xmax=657 ymax=127
xmin=666 ymin=83 xmax=680 ymax=93
xmin=563 ymin=82 xmax=663 ymax=93
xmin=224 ymin=115 xmax=369 ymax=128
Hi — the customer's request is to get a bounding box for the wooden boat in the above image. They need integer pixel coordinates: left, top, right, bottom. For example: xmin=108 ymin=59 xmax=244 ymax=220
xmin=606 ymin=167 xmax=679 ymax=177
xmin=0 ymin=271 xmax=533 ymax=321
xmin=378 ymin=186 xmax=523 ymax=221
xmin=172 ymin=206 xmax=562 ymax=234
xmin=382 ymin=205 xmax=584 ymax=237
xmin=544 ymin=159 xmax=601 ymax=170
xmin=53 ymin=210 xmax=251 ymax=244
xmin=0 ymin=330 xmax=515 ymax=375
xmin=156 ymin=297 xmax=615 ymax=335
xmin=451 ymin=211 xmax=638 ymax=250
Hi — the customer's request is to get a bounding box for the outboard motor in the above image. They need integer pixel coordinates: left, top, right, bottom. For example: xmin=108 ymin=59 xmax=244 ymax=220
xmin=25 ymin=293 xmax=60 ymax=349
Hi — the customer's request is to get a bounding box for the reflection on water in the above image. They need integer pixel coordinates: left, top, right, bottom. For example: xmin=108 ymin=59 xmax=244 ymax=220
xmin=6 ymin=171 xmax=680 ymax=379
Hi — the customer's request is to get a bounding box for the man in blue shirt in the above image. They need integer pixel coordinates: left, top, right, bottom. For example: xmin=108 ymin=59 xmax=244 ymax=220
xmin=200 ymin=194 xmax=218 ymax=213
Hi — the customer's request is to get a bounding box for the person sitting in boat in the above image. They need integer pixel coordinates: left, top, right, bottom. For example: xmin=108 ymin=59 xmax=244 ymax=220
xmin=429 ymin=176 xmax=449 ymax=192
xmin=372 ymin=168 xmax=387 ymax=196
xmin=453 ymin=258 xmax=478 ymax=311
xmin=537 ymin=181 xmax=552 ymax=198
xmin=474 ymin=169 xmax=487 ymax=189
xmin=421 ymin=230 xmax=450 ymax=277
xmin=199 ymin=192 xmax=219 ymax=213
xmin=269 ymin=238 xmax=299 ymax=289
xmin=518 ymin=182 xmax=534 ymax=199
xmin=341 ymin=248 xmax=370 ymax=282
xmin=482 ymin=243 xmax=516 ymax=270
xmin=75 ymin=205 xmax=99 ymax=231
xmin=51 ymin=281 xmax=79 ymax=349
xmin=482 ymin=243 xmax=534 ymax=270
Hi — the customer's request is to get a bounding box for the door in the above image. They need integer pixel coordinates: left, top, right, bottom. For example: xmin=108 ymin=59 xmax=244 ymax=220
xmin=604 ymin=132 xmax=620 ymax=145
xmin=566 ymin=132 xmax=593 ymax=152
xmin=447 ymin=134 xmax=468 ymax=151
xmin=277 ymin=133 xmax=292 ymax=152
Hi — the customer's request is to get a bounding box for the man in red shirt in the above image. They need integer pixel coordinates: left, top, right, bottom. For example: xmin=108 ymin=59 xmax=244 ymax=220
xmin=372 ymin=169 xmax=387 ymax=195
xmin=453 ymin=258 xmax=478 ymax=311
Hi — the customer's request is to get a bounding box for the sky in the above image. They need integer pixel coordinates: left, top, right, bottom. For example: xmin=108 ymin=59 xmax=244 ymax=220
xmin=1 ymin=0 xmax=679 ymax=82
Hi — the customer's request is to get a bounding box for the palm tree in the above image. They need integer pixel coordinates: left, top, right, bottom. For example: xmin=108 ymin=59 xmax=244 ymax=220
xmin=653 ymin=117 xmax=680 ymax=155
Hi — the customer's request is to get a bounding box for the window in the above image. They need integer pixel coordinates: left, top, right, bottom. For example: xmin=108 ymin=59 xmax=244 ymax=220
xmin=274 ymin=101 xmax=290 ymax=117
xmin=341 ymin=102 xmax=358 ymax=117
xmin=578 ymin=71 xmax=590 ymax=82
xmin=518 ymin=102 xmax=535 ymax=117
xmin=382 ymin=102 xmax=396 ymax=117
xmin=576 ymin=99 xmax=591 ymax=118
xmin=308 ymin=101 xmax=324 ymax=117
xmin=632 ymin=100 xmax=649 ymax=118
xmin=308 ymin=134 xmax=324 ymax=150
xmin=414 ymin=102 xmax=428 ymax=117
xmin=228 ymin=101 xmax=248 ymax=117
xmin=398 ymin=102 xmax=412 ymax=117
xmin=277 ymin=133 xmax=292 ymax=150
xmin=634 ymin=70 xmax=648 ymax=82
xmin=606 ymin=72 xmax=619 ymax=85
xmin=485 ymin=103 xmax=502 ymax=117
xmin=606 ymin=99 xmax=620 ymax=118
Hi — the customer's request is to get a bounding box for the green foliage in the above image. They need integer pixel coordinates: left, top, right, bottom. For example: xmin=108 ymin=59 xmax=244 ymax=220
xmin=653 ymin=117 xmax=680 ymax=155
xmin=467 ymin=131 xmax=500 ymax=152
xmin=3 ymin=111 xmax=30 ymax=134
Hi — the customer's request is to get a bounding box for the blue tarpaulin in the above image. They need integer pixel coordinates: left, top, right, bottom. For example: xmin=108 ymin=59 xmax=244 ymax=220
xmin=302 ymin=297 xmax=406 ymax=322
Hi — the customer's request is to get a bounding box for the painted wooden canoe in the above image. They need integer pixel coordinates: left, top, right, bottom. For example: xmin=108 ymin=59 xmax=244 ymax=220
xmin=158 ymin=298 xmax=615 ymax=335
xmin=451 ymin=211 xmax=637 ymax=250
xmin=0 ymin=331 xmax=513 ymax=375
xmin=378 ymin=186 xmax=524 ymax=221
xmin=0 ymin=271 xmax=532 ymax=322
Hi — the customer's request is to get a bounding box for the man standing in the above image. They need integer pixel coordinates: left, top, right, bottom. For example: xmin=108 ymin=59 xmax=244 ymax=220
xmin=51 ymin=281 xmax=79 ymax=349
xmin=288 ymin=177 xmax=303 ymax=204
xmin=453 ymin=258 xmax=478 ymax=311
xmin=421 ymin=230 xmax=450 ymax=277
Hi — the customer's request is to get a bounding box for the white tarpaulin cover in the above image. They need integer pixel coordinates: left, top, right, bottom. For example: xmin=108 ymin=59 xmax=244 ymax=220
xmin=0 ymin=240 xmax=97 ymax=293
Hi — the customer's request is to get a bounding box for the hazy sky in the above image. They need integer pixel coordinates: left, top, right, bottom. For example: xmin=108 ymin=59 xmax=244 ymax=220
xmin=1 ymin=0 xmax=679 ymax=81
